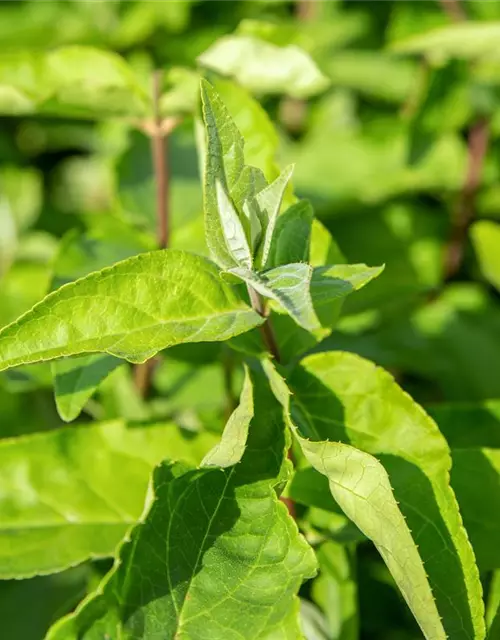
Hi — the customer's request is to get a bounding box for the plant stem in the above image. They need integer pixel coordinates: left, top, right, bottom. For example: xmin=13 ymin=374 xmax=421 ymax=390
xmin=443 ymin=117 xmax=490 ymax=280
xmin=437 ymin=0 xmax=489 ymax=282
xmin=151 ymin=69 xmax=169 ymax=250
xmin=245 ymin=285 xmax=296 ymax=517
xmin=134 ymin=70 xmax=170 ymax=396
xmin=246 ymin=285 xmax=281 ymax=363
xmin=438 ymin=0 xmax=467 ymax=22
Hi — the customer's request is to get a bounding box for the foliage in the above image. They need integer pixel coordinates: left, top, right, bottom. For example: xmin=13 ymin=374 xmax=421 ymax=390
xmin=1 ymin=2 xmax=500 ymax=639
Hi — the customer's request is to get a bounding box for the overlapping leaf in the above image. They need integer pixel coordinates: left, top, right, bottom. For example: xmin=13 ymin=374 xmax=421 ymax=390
xmin=0 ymin=420 xmax=215 ymax=578
xmin=0 ymin=250 xmax=263 ymax=372
xmin=47 ymin=373 xmax=316 ymax=639
xmin=263 ymin=354 xmax=484 ymax=640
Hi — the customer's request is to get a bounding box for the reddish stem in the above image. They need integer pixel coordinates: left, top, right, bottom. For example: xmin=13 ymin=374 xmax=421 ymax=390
xmin=443 ymin=117 xmax=489 ymax=280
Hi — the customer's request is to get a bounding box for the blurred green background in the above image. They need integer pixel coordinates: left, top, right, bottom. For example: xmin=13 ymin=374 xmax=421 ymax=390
xmin=1 ymin=1 xmax=500 ymax=638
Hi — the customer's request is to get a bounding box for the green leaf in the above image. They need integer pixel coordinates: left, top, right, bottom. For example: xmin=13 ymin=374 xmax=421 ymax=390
xmin=449 ymin=448 xmax=500 ymax=572
xmin=215 ymin=179 xmax=253 ymax=268
xmin=47 ymin=374 xmax=316 ymax=639
xmin=0 ymin=566 xmax=89 ymax=640
xmin=212 ymin=78 xmax=281 ymax=183
xmin=263 ymin=355 xmax=485 ymax=640
xmin=52 ymin=354 xmax=123 ymax=423
xmin=0 ymin=250 xmax=263 ymax=372
xmin=230 ymin=263 xmax=318 ymax=332
xmin=201 ymin=367 xmax=253 ymax=467
xmin=428 ymin=400 xmax=500 ymax=449
xmin=268 ymin=201 xmax=314 ymax=268
xmin=198 ymin=35 xmax=330 ymax=98
xmin=0 ymin=47 xmax=150 ymax=119
xmin=312 ymin=541 xmax=359 ymax=640
xmin=254 ymin=164 xmax=295 ymax=270
xmin=391 ymin=22 xmax=500 ymax=62
xmin=471 ymin=220 xmax=500 ymax=292
xmin=50 ymin=217 xmax=153 ymax=422
xmin=0 ymin=419 xmax=215 ymax=578
xmin=200 ymin=79 xmax=246 ymax=269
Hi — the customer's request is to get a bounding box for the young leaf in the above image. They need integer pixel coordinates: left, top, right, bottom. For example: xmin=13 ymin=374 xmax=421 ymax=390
xmin=471 ymin=220 xmax=500 ymax=292
xmin=230 ymin=263 xmax=318 ymax=332
xmin=263 ymin=355 xmax=485 ymax=640
xmin=200 ymin=79 xmax=246 ymax=268
xmin=268 ymin=200 xmax=314 ymax=268
xmin=0 ymin=420 xmax=216 ymax=578
xmin=198 ymin=35 xmax=330 ymax=98
xmin=47 ymin=374 xmax=316 ymax=639
xmin=254 ymin=164 xmax=295 ymax=270
xmin=0 ymin=250 xmax=263 ymax=372
xmin=215 ymin=180 xmax=253 ymax=268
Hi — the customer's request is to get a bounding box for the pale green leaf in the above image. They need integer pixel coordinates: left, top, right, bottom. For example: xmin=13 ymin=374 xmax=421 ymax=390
xmin=0 ymin=419 xmax=215 ymax=578
xmin=230 ymin=263 xmax=318 ymax=332
xmin=229 ymin=263 xmax=383 ymax=362
xmin=0 ymin=47 xmax=150 ymax=119
xmin=201 ymin=368 xmax=253 ymax=467
xmin=391 ymin=22 xmax=500 ymax=62
xmin=263 ymin=355 xmax=484 ymax=640
xmin=309 ymin=220 xmax=345 ymax=268
xmin=47 ymin=375 xmax=316 ymax=640
xmin=215 ymin=180 xmax=253 ymax=268
xmin=0 ymin=250 xmax=263 ymax=373
xmin=198 ymin=35 xmax=330 ymax=98
xmin=471 ymin=220 xmax=500 ymax=292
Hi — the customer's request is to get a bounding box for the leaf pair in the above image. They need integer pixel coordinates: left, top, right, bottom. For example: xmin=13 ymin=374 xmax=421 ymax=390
xmin=46 ymin=371 xmax=316 ymax=639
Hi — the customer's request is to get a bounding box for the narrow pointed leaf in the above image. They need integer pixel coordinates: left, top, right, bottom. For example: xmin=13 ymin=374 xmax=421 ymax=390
xmin=200 ymin=80 xmax=246 ymax=268
xmin=47 ymin=374 xmax=316 ymax=640
xmin=0 ymin=250 xmax=263 ymax=372
xmin=263 ymin=355 xmax=484 ymax=640
xmin=202 ymin=368 xmax=253 ymax=467
xmin=255 ymin=164 xmax=295 ymax=270
xmin=215 ymin=180 xmax=252 ymax=268
xmin=0 ymin=420 xmax=216 ymax=579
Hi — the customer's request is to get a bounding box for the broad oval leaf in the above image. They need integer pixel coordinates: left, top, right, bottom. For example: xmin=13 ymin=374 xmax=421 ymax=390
xmin=198 ymin=35 xmax=330 ymax=98
xmin=47 ymin=373 xmax=316 ymax=639
xmin=0 ymin=420 xmax=216 ymax=579
xmin=264 ymin=355 xmax=485 ymax=640
xmin=0 ymin=249 xmax=263 ymax=372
